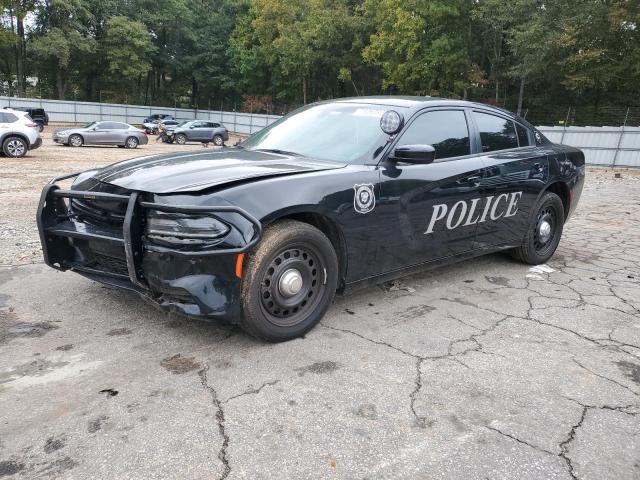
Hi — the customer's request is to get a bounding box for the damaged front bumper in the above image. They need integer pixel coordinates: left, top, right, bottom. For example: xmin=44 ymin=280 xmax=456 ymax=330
xmin=36 ymin=173 xmax=262 ymax=322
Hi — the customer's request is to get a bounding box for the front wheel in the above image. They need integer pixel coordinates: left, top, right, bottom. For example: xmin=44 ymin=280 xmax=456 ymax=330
xmin=510 ymin=192 xmax=564 ymax=265
xmin=69 ymin=134 xmax=83 ymax=147
xmin=241 ymin=220 xmax=338 ymax=342
xmin=175 ymin=134 xmax=187 ymax=145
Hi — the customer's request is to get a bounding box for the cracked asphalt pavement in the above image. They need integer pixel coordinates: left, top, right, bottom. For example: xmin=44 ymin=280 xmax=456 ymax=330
xmin=1 ymin=151 xmax=639 ymax=479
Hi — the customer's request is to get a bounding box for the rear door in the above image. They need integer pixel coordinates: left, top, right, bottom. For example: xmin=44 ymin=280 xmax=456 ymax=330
xmin=83 ymin=122 xmax=109 ymax=144
xmin=377 ymin=108 xmax=486 ymax=273
xmin=188 ymin=121 xmax=207 ymax=140
xmin=471 ymin=110 xmax=549 ymax=248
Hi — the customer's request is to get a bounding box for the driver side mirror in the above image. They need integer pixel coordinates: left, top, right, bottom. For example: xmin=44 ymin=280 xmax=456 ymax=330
xmin=391 ymin=144 xmax=436 ymax=164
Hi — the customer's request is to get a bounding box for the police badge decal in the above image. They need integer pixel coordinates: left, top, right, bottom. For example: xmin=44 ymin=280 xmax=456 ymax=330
xmin=353 ymin=183 xmax=375 ymax=214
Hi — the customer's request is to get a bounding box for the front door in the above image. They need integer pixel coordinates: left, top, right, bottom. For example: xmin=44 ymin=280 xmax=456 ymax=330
xmin=377 ymin=109 xmax=485 ymax=274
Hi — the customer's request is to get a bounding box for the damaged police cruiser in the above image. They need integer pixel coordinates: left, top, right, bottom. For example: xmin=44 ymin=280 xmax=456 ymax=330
xmin=37 ymin=97 xmax=585 ymax=342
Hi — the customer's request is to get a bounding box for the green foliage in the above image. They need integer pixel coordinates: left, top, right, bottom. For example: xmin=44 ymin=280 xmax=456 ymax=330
xmin=0 ymin=0 xmax=637 ymax=112
xmin=103 ymin=16 xmax=155 ymax=82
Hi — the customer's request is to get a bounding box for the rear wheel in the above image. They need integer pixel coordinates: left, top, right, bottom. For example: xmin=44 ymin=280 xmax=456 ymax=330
xmin=125 ymin=136 xmax=139 ymax=149
xmin=175 ymin=133 xmax=187 ymax=145
xmin=510 ymin=192 xmax=564 ymax=265
xmin=2 ymin=136 xmax=27 ymax=157
xmin=213 ymin=134 xmax=223 ymax=146
xmin=241 ymin=220 xmax=338 ymax=342
xmin=69 ymin=134 xmax=83 ymax=147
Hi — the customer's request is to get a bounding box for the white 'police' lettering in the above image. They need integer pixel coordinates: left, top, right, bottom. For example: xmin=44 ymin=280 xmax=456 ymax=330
xmin=424 ymin=191 xmax=523 ymax=235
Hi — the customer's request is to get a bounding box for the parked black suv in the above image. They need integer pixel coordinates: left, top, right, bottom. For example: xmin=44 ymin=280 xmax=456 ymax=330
xmin=4 ymin=107 xmax=49 ymax=132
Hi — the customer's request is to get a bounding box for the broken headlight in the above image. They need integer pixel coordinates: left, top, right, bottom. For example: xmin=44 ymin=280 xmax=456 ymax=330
xmin=145 ymin=210 xmax=230 ymax=246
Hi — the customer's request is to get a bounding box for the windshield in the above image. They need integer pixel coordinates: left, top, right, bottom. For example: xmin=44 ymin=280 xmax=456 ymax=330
xmin=176 ymin=121 xmax=190 ymax=127
xmin=83 ymin=122 xmax=96 ymax=128
xmin=241 ymin=103 xmax=397 ymax=163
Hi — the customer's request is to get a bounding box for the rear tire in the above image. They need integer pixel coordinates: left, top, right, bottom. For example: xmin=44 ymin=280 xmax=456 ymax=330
xmin=510 ymin=192 xmax=564 ymax=265
xmin=241 ymin=220 xmax=338 ymax=342
xmin=213 ymin=134 xmax=223 ymax=146
xmin=2 ymin=136 xmax=27 ymax=157
xmin=69 ymin=134 xmax=83 ymax=147
xmin=125 ymin=136 xmax=139 ymax=149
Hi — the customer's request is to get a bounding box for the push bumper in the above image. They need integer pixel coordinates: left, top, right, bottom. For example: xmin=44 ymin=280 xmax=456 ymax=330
xmin=36 ymin=173 xmax=262 ymax=321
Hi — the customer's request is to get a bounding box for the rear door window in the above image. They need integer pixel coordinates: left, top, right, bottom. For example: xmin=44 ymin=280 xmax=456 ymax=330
xmin=473 ymin=111 xmax=519 ymax=152
xmin=397 ymin=110 xmax=471 ymax=161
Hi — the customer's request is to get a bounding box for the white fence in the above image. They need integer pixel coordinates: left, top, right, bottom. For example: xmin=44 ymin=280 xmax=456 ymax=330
xmin=0 ymin=96 xmax=280 ymax=135
xmin=2 ymin=96 xmax=639 ymax=167
xmin=538 ymin=126 xmax=640 ymax=168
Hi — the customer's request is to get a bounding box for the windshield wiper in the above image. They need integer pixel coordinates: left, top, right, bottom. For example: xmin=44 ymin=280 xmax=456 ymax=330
xmin=255 ymin=148 xmax=301 ymax=156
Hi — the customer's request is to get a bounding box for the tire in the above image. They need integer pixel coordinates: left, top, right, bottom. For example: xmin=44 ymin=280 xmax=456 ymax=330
xmin=213 ymin=134 xmax=223 ymax=146
xmin=2 ymin=136 xmax=27 ymax=157
xmin=37 ymin=123 xmax=44 ymax=133
xmin=510 ymin=192 xmax=564 ymax=265
xmin=69 ymin=134 xmax=83 ymax=147
xmin=125 ymin=136 xmax=139 ymax=149
xmin=175 ymin=134 xmax=187 ymax=145
xmin=241 ymin=220 xmax=338 ymax=342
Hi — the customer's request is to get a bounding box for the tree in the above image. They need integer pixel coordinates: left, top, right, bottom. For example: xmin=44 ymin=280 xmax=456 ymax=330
xmin=31 ymin=0 xmax=96 ymax=99
xmin=361 ymin=0 xmax=476 ymax=98
xmin=103 ymin=16 xmax=155 ymax=94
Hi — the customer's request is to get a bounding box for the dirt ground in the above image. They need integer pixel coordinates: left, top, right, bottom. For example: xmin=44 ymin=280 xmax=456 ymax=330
xmin=1 ymin=131 xmax=639 ymax=479
xmin=0 ymin=125 xmax=244 ymax=266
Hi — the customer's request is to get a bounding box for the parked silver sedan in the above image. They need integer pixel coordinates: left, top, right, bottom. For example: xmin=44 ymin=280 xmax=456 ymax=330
xmin=53 ymin=121 xmax=149 ymax=149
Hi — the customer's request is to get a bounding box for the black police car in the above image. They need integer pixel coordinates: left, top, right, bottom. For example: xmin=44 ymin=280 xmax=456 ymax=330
xmin=37 ymin=97 xmax=585 ymax=341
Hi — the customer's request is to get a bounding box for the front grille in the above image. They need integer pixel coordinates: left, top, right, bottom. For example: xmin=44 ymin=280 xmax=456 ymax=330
xmin=89 ymin=252 xmax=129 ymax=276
xmin=71 ymin=198 xmax=126 ymax=226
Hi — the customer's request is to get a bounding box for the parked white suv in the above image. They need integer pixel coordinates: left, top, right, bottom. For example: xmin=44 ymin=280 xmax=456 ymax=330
xmin=0 ymin=108 xmax=42 ymax=157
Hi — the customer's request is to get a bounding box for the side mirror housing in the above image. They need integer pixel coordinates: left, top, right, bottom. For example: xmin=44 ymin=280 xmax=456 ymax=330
xmin=391 ymin=144 xmax=436 ymax=164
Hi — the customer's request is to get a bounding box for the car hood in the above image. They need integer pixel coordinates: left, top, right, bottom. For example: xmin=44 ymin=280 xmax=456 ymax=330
xmin=91 ymin=149 xmax=345 ymax=193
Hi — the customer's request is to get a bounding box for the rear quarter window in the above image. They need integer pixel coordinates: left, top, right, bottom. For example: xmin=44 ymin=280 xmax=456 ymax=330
xmin=0 ymin=112 xmax=18 ymax=123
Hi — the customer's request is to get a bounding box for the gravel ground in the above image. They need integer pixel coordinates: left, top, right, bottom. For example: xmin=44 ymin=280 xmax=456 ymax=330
xmin=0 ymin=139 xmax=639 ymax=479
xmin=0 ymin=125 xmax=243 ymax=266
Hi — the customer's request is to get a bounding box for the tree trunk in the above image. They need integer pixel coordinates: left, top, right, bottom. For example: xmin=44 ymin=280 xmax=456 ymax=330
xmin=15 ymin=16 xmax=25 ymax=96
xmin=517 ymin=77 xmax=525 ymax=116
xmin=56 ymin=67 xmax=65 ymax=99
xmin=302 ymin=76 xmax=307 ymax=105
xmin=191 ymin=76 xmax=198 ymax=109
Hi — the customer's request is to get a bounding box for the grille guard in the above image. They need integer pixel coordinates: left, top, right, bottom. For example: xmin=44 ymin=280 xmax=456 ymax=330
xmin=37 ymin=172 xmax=262 ymax=290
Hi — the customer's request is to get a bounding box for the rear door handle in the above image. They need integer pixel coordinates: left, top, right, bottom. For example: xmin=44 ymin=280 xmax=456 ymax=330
xmin=460 ymin=175 xmax=482 ymax=186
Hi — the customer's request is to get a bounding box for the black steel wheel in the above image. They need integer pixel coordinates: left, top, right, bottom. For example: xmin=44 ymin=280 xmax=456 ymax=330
xmin=511 ymin=191 xmax=564 ymax=265
xmin=241 ymin=220 xmax=338 ymax=342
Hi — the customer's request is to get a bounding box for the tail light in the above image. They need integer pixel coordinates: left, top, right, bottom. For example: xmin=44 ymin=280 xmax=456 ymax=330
xmin=26 ymin=123 xmax=38 ymax=128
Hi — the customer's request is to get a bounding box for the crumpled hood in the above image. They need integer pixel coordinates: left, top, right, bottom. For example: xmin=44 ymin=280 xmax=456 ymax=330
xmin=91 ymin=149 xmax=344 ymax=193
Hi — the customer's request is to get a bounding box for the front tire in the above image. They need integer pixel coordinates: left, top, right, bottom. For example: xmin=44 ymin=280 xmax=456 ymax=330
xmin=241 ymin=220 xmax=338 ymax=342
xmin=511 ymin=192 xmax=564 ymax=265
xmin=2 ymin=136 xmax=27 ymax=157
xmin=69 ymin=134 xmax=83 ymax=147
xmin=175 ymin=133 xmax=187 ymax=145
